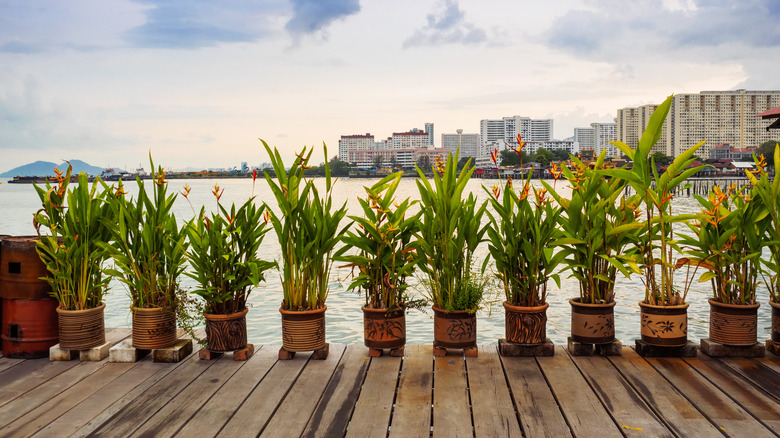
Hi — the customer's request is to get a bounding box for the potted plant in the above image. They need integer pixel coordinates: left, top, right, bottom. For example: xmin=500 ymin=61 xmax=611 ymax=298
xmin=184 ymin=183 xmax=275 ymax=353
xmin=102 ymin=158 xmax=188 ymax=350
xmin=602 ymin=94 xmax=708 ymax=347
xmin=336 ymin=172 xmax=423 ymax=355
xmin=262 ymin=140 xmax=349 ymax=357
xmin=678 ymin=183 xmax=765 ymax=346
xmin=416 ymin=152 xmax=487 ymax=354
xmin=746 ymin=146 xmax=780 ymax=347
xmin=33 ymin=164 xmax=114 ymax=350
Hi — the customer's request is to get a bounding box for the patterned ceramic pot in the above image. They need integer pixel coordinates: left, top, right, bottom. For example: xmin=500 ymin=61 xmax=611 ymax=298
xmin=362 ymin=306 xmax=405 ymax=349
xmin=280 ymin=305 xmax=327 ymax=352
xmin=504 ymin=301 xmax=548 ymax=344
xmin=433 ymin=306 xmax=476 ymax=348
xmin=708 ymin=299 xmax=759 ymax=346
xmin=132 ymin=307 xmax=177 ymax=350
xmin=204 ymin=307 xmax=248 ymax=352
xmin=57 ymin=302 xmax=106 ymax=350
xmin=639 ymin=301 xmax=688 ymax=347
xmin=570 ymin=298 xmax=615 ymax=344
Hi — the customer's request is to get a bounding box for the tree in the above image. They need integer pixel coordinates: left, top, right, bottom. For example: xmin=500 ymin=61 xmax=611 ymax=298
xmin=372 ymin=155 xmax=383 ymax=169
xmin=651 ymin=151 xmax=673 ymax=166
xmin=328 ymin=156 xmax=350 ymax=177
xmin=417 ymin=155 xmax=431 ymax=171
xmin=534 ymin=148 xmax=553 ymax=168
xmin=551 ymin=149 xmax=570 ymax=162
xmin=457 ymin=156 xmax=472 ymax=170
xmin=389 ymin=155 xmax=399 ymax=169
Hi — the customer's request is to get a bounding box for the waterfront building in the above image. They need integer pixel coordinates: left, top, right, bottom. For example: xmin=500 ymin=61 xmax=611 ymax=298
xmin=524 ymin=140 xmax=578 ymax=156
xmin=338 ymin=133 xmax=375 ymax=162
xmin=442 ymin=129 xmax=479 ymax=158
xmin=480 ymin=116 xmax=553 ymax=151
xmin=616 ymin=104 xmax=672 ymax=156
xmin=389 ymin=130 xmax=431 ymax=150
xmin=348 ymin=148 xmax=418 ymax=169
xmin=591 ymin=122 xmax=617 ymax=157
xmin=425 ymin=122 xmax=435 ymax=147
xmin=574 ymin=127 xmax=595 ymax=154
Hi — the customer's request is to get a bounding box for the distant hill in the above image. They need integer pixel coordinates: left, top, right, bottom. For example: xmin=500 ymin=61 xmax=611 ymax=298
xmin=1 ymin=160 xmax=106 ymax=178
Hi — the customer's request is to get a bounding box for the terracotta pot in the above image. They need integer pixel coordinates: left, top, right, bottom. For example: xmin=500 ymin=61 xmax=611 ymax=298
xmin=1 ymin=298 xmax=59 ymax=358
xmin=204 ymin=307 xmax=248 ymax=352
xmin=57 ymin=302 xmax=106 ymax=350
xmin=504 ymin=301 xmax=548 ymax=344
xmin=362 ymin=306 xmax=405 ymax=349
xmin=132 ymin=307 xmax=177 ymax=350
xmin=771 ymin=300 xmax=780 ymax=344
xmin=0 ymin=236 xmax=53 ymax=300
xmin=280 ymin=305 xmax=326 ymax=352
xmin=433 ymin=306 xmax=476 ymax=348
xmin=570 ymin=298 xmax=615 ymax=344
xmin=639 ymin=301 xmax=688 ymax=347
xmin=708 ymin=298 xmax=759 ymax=346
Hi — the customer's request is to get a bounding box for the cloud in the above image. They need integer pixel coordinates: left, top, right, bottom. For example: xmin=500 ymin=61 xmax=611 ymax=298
xmin=403 ymin=0 xmax=489 ymax=48
xmin=285 ymin=0 xmax=360 ymax=38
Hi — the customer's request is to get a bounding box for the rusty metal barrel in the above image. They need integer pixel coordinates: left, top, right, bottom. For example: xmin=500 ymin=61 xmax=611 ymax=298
xmin=0 ymin=236 xmax=53 ymax=300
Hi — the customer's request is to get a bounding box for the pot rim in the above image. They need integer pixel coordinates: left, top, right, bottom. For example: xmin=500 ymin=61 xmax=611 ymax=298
xmin=769 ymin=300 xmax=780 ymax=309
xmin=279 ymin=304 xmax=327 ymax=315
xmin=361 ymin=305 xmax=404 ymax=314
xmin=132 ymin=306 xmax=173 ymax=313
xmin=638 ymin=300 xmax=689 ymax=310
xmin=707 ymin=298 xmax=760 ymax=310
xmin=56 ymin=302 xmax=106 ymax=314
xmin=569 ymin=298 xmax=616 ymax=308
xmin=502 ymin=301 xmax=549 ymax=312
xmin=431 ymin=305 xmax=476 ymax=315
xmin=204 ymin=306 xmax=249 ymax=321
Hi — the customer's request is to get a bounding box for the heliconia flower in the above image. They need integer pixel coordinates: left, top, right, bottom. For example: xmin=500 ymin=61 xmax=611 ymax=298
xmin=114 ymin=182 xmax=128 ymax=198
xmin=535 ymin=188 xmax=549 ymax=207
xmin=155 ymin=168 xmax=167 ymax=186
xmin=205 ymin=217 xmax=211 ymax=229
xmin=491 ymin=184 xmax=501 ymax=199
xmin=514 ymin=134 xmax=526 ymax=152
xmin=756 ymin=154 xmax=767 ymax=171
xmin=252 ymin=168 xmax=258 ymax=182
xmin=507 ymin=175 xmax=513 ymax=189
xmin=263 ymin=210 xmax=271 ymax=224
xmin=517 ymin=181 xmax=531 ymax=201
xmin=181 ymin=184 xmax=191 ymax=199
xmin=212 ymin=183 xmax=224 ymax=202
xmin=490 ymin=148 xmax=499 ymax=167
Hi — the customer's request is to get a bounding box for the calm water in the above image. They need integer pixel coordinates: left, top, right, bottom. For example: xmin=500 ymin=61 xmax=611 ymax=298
xmin=0 ymin=176 xmax=773 ymax=345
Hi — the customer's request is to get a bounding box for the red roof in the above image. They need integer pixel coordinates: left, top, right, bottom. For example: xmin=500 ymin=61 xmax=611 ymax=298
xmin=755 ymin=105 xmax=780 ymax=118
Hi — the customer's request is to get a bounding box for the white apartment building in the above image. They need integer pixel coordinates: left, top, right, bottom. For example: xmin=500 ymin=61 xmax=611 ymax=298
xmin=574 ymin=127 xmax=595 ymax=152
xmin=442 ymin=129 xmax=480 ymax=158
xmin=591 ymin=122 xmax=617 ymax=157
xmin=425 ymin=123 xmax=435 ymax=147
xmin=524 ymin=140 xmax=578 ymax=156
xmin=616 ymin=104 xmax=672 ymax=156
xmin=389 ymin=130 xmax=431 ymax=150
xmin=348 ymin=148 xmax=418 ymax=169
xmin=480 ymin=116 xmax=553 ymax=151
xmin=338 ymin=134 xmax=374 ymax=162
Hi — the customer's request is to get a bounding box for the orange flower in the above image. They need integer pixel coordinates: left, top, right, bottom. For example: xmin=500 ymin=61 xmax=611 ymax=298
xmin=513 ymin=134 xmax=526 ymax=154
xmin=252 ymin=168 xmax=257 ymax=182
xmin=491 ymin=184 xmax=501 ymax=199
xmin=181 ymin=184 xmax=191 ymax=199
xmin=154 ymin=168 xmax=167 ymax=186
xmin=263 ymin=210 xmax=271 ymax=224
xmin=517 ymin=180 xmax=531 ymax=201
xmin=490 ymin=148 xmax=499 ymax=167
xmin=212 ymin=183 xmax=224 ymax=202
xmin=114 ymin=181 xmax=128 ymax=198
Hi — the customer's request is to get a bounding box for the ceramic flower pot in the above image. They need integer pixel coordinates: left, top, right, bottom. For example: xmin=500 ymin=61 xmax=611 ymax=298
xmin=570 ymin=298 xmax=615 ymax=344
xmin=771 ymin=300 xmax=780 ymax=344
xmin=639 ymin=301 xmax=688 ymax=347
xmin=708 ymin=298 xmax=759 ymax=346
xmin=280 ymin=305 xmax=327 ymax=352
xmin=204 ymin=307 xmax=248 ymax=352
xmin=433 ymin=306 xmax=476 ymax=348
xmin=504 ymin=301 xmax=548 ymax=344
xmin=132 ymin=307 xmax=177 ymax=350
xmin=57 ymin=302 xmax=106 ymax=350
xmin=362 ymin=306 xmax=405 ymax=350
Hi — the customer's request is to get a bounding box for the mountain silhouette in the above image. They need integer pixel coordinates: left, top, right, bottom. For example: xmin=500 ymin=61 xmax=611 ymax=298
xmin=1 ymin=160 xmax=106 ymax=178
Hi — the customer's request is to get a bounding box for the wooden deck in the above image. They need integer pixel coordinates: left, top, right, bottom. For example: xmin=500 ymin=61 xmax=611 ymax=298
xmin=0 ymin=328 xmax=778 ymax=437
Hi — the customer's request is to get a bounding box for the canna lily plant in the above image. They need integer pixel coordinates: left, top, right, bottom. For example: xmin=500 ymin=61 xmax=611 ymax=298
xmin=261 ymin=140 xmax=350 ymax=311
xmin=746 ymin=146 xmax=780 ymax=303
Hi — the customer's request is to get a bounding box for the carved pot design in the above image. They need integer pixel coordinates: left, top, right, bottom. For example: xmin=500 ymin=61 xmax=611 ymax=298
xmin=504 ymin=301 xmax=548 ymax=344
xmin=280 ymin=305 xmax=326 ymax=352
xmin=362 ymin=306 xmax=405 ymax=349
xmin=639 ymin=301 xmax=688 ymax=347
xmin=132 ymin=307 xmax=177 ymax=350
xmin=708 ymin=298 xmax=759 ymax=346
xmin=433 ymin=306 xmax=476 ymax=348
xmin=57 ymin=302 xmax=106 ymax=350
xmin=771 ymin=300 xmax=780 ymax=344
xmin=570 ymin=298 xmax=615 ymax=344
xmin=204 ymin=307 xmax=248 ymax=352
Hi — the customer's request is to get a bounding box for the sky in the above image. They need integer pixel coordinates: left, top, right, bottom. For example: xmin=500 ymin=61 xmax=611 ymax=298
xmin=1 ymin=0 xmax=779 ymax=172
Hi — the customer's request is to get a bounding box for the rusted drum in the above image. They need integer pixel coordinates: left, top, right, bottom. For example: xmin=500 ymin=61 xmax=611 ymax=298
xmin=570 ymin=298 xmax=615 ymax=344
xmin=362 ymin=306 xmax=405 ymax=349
xmin=1 ymin=298 xmax=59 ymax=358
xmin=57 ymin=303 xmax=106 ymax=350
xmin=280 ymin=306 xmax=326 ymax=352
xmin=0 ymin=236 xmax=52 ymax=300
xmin=433 ymin=306 xmax=477 ymax=348
xmin=132 ymin=307 xmax=177 ymax=350
xmin=708 ymin=299 xmax=759 ymax=346
xmin=639 ymin=301 xmax=689 ymax=347
xmin=771 ymin=300 xmax=780 ymax=343
xmin=504 ymin=301 xmax=548 ymax=344
xmin=204 ymin=307 xmax=248 ymax=352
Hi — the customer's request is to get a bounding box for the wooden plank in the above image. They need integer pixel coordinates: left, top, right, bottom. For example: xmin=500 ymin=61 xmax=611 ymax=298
xmin=718 ymin=357 xmax=780 ymax=401
xmin=537 ymin=346 xmax=622 ymax=438
xmin=217 ymin=349 xmax=310 ymax=437
xmin=432 ymin=351 xmax=472 ymax=437
xmin=129 ymin=354 xmax=246 ymax=437
xmin=79 ymin=350 xmax=218 ymax=437
xmin=500 ymin=352 xmax=571 ymax=437
xmin=569 ymin=349 xmax=672 ymax=437
xmin=465 ymin=345 xmax=522 ymax=437
xmin=260 ymin=344 xmax=347 ymax=438
xmin=0 ymin=362 xmax=137 ymax=437
xmin=611 ymin=347 xmax=721 ymax=437
xmin=388 ymin=344 xmax=433 ymax=438
xmin=0 ymin=357 xmax=24 ymax=373
xmin=176 ymin=345 xmax=280 ymax=438
xmin=32 ymin=350 xmax=198 ymax=438
xmin=754 ymin=354 xmax=780 ymax=375
xmin=301 ymin=345 xmax=371 ymax=438
xmin=346 ymin=351 xmax=402 ymax=438
xmin=648 ymin=357 xmax=775 ymax=437
xmin=683 ymin=354 xmax=780 ymax=434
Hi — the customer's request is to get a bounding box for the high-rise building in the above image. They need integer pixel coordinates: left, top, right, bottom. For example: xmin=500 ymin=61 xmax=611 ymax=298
xmin=574 ymin=127 xmax=595 ymax=152
xmin=389 ymin=131 xmax=431 ymax=150
xmin=338 ymin=134 xmax=374 ymax=161
xmin=591 ymin=122 xmax=617 ymax=157
xmin=480 ymin=116 xmax=553 ymax=151
xmin=425 ymin=122 xmax=435 ymax=147
xmin=616 ymin=104 xmax=671 ymax=156
xmin=442 ymin=129 xmax=480 ymax=158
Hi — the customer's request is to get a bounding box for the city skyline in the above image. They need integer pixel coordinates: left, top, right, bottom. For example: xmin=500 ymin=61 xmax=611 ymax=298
xmin=2 ymin=1 xmax=779 ymax=172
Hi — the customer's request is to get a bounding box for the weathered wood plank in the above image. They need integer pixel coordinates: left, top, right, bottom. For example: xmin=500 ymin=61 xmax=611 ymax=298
xmin=129 ymin=354 xmax=245 ymax=437
xmin=0 ymin=356 xmax=24 ymax=374
xmin=537 ymin=346 xmax=622 ymax=438
xmin=346 ymin=351 xmax=402 ymax=438
xmin=177 ymin=345 xmax=280 ymax=438
xmin=432 ymin=351 xmax=472 ymax=437
xmin=612 ymin=347 xmax=721 ymax=437
xmin=569 ymin=349 xmax=672 ymax=437
xmin=388 ymin=344 xmax=433 ymax=438
xmin=260 ymin=344 xmax=347 ymax=438
xmin=754 ymin=354 xmax=780 ymax=375
xmin=648 ymin=357 xmax=775 ymax=437
xmin=500 ymin=352 xmax=571 ymax=437
xmin=0 ymin=362 xmax=137 ymax=437
xmin=83 ymin=350 xmax=218 ymax=437
xmin=217 ymin=349 xmax=310 ymax=437
xmin=301 ymin=345 xmax=370 ymax=438
xmin=466 ymin=345 xmax=522 ymax=437
xmin=683 ymin=354 xmax=780 ymax=434
xmin=718 ymin=357 xmax=780 ymax=401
